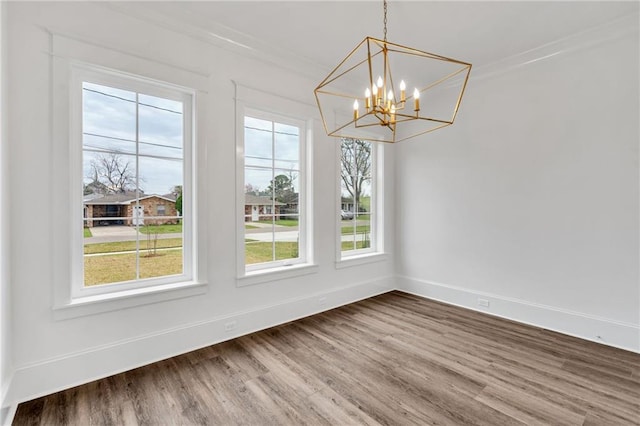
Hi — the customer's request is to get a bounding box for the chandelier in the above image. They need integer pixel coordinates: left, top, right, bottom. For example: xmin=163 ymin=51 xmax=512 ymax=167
xmin=314 ymin=0 xmax=472 ymax=143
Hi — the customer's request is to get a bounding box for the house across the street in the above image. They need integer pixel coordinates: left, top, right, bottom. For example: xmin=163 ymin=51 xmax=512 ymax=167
xmin=83 ymin=192 xmax=178 ymax=227
xmin=84 ymin=192 xmax=287 ymax=226
xmin=244 ymin=194 xmax=285 ymax=222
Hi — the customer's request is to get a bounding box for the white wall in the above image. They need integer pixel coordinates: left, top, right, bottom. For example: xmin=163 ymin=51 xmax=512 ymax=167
xmin=396 ymin=15 xmax=639 ymax=352
xmin=0 ymin=1 xmax=13 ymax=423
xmin=5 ymin=2 xmax=395 ymax=406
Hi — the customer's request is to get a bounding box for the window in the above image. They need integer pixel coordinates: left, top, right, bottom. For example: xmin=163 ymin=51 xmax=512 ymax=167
xmin=340 ymin=138 xmax=378 ymax=258
xmin=77 ymin=70 xmax=193 ymax=297
xmin=241 ymin=111 xmax=307 ymax=273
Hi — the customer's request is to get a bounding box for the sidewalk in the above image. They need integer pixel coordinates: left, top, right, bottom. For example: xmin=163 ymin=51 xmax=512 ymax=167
xmin=85 ymin=225 xmax=182 ymax=244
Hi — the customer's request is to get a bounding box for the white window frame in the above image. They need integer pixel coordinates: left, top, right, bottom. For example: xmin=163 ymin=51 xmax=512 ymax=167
xmin=70 ymin=65 xmax=196 ymax=299
xmin=49 ymin=35 xmax=208 ymax=320
xmin=240 ymin=109 xmax=307 ymax=271
xmin=234 ymin=84 xmax=316 ymax=285
xmin=337 ymin=138 xmax=385 ymax=263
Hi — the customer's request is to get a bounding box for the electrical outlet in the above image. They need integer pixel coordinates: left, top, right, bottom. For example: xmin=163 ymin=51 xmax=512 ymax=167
xmin=224 ymin=321 xmax=237 ymax=332
xmin=319 ymin=297 xmax=327 ymax=306
xmin=478 ymin=298 xmax=490 ymax=308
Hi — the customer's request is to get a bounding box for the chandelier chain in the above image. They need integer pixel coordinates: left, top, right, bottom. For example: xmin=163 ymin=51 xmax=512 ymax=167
xmin=383 ymin=0 xmax=388 ymax=41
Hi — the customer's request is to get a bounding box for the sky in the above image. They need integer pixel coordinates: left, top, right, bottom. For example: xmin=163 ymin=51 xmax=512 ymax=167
xmin=82 ymin=82 xmax=184 ymax=195
xmin=244 ymin=115 xmax=300 ymax=194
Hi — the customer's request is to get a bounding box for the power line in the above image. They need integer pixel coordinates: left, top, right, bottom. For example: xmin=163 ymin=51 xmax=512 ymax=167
xmin=83 ymin=132 xmax=182 ymax=151
xmin=83 ymin=87 xmax=183 ymax=115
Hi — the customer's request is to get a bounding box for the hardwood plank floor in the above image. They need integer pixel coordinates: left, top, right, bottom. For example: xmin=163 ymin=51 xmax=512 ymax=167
xmin=13 ymin=291 xmax=640 ymax=425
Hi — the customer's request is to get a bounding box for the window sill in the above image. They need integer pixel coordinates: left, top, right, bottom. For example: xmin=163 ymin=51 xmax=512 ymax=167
xmin=237 ymin=263 xmax=318 ymax=287
xmin=53 ymin=281 xmax=208 ymax=320
xmin=336 ymin=252 xmax=388 ymax=269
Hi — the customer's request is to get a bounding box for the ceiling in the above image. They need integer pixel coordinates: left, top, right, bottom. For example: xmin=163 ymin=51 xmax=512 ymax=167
xmin=117 ymin=1 xmax=638 ymax=75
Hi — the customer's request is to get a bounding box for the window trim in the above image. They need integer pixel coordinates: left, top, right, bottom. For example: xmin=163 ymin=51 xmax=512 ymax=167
xmin=234 ymin=83 xmax=315 ymax=283
xmin=336 ymin=138 xmax=385 ymax=262
xmin=239 ymin=109 xmax=307 ymax=273
xmin=50 ymin=35 xmax=209 ymax=318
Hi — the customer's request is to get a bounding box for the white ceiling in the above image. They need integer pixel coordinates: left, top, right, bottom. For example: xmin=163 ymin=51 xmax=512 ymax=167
xmin=116 ymin=1 xmax=638 ymax=75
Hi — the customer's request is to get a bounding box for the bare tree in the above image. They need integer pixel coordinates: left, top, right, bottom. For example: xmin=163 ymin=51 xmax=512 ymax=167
xmin=244 ymin=183 xmax=259 ymax=195
xmin=87 ymin=153 xmax=138 ymax=194
xmin=340 ymin=138 xmax=371 ymax=209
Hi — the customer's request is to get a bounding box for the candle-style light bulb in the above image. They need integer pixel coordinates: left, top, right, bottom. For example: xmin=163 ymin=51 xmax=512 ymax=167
xmin=400 ymin=80 xmax=406 ymax=102
xmin=387 ymin=90 xmax=393 ymax=110
xmin=413 ymin=88 xmax=420 ymax=112
xmin=372 ymin=85 xmax=378 ymax=107
xmin=375 ymin=78 xmax=382 ymax=106
xmin=365 ymin=88 xmax=371 ymax=110
xmin=376 ymin=76 xmax=383 ymax=89
xmin=353 ymin=99 xmax=359 ymax=120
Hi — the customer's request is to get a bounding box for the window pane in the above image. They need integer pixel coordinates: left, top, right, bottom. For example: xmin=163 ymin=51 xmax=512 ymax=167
xmin=274 ymin=131 xmax=299 ymax=170
xmin=246 ymin=223 xmax=275 ymax=265
xmin=138 ymin=101 xmax=183 ymax=159
xmin=84 ymin=253 xmax=137 ymax=286
xmin=82 ymin=79 xmax=187 ymax=288
xmin=340 ymin=138 xmax=374 ymax=256
xmin=138 ymin=156 xmax=183 ymax=205
xmin=243 ymin=114 xmax=303 ymax=269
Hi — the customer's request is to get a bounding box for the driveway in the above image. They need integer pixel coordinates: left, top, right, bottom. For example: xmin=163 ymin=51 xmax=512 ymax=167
xmin=89 ymin=225 xmax=138 ymax=238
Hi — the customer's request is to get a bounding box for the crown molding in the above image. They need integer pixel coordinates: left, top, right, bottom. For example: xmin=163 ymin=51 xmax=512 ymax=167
xmin=468 ymin=13 xmax=639 ymax=84
xmin=103 ymin=2 xmax=330 ymax=83
xmin=104 ymin=4 xmax=637 ymax=87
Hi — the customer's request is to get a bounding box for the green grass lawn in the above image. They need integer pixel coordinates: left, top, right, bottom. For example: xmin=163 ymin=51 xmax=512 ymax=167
xmin=341 ymin=240 xmax=370 ymax=251
xmin=84 ymin=250 xmax=183 ymax=286
xmin=341 ymin=224 xmax=370 ymax=235
xmin=257 ymin=219 xmax=299 ymax=227
xmin=84 ymin=228 xmax=92 ymax=238
xmin=84 ymin=239 xmax=298 ymax=284
xmin=245 ymin=224 xmax=259 ymax=230
xmin=245 ymin=241 xmax=298 ymax=264
xmin=138 ymin=223 xmax=183 ymax=234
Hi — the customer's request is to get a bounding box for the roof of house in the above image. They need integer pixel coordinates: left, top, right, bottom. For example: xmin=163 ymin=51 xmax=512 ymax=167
xmin=84 ymin=192 xmax=284 ymax=206
xmin=83 ymin=192 xmax=176 ymax=205
xmin=245 ymin=194 xmax=285 ymax=206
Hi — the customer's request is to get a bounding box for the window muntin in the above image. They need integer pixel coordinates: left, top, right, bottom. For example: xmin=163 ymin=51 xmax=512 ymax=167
xmin=340 ymin=138 xmax=376 ymax=257
xmin=80 ymin=76 xmax=192 ymax=293
xmin=243 ymin=113 xmax=305 ymax=271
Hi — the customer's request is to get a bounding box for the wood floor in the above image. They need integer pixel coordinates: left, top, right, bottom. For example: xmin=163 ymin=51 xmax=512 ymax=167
xmin=13 ymin=291 xmax=640 ymax=425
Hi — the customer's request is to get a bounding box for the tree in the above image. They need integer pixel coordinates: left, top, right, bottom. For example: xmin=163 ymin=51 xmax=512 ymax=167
xmin=175 ymin=194 xmax=183 ymax=217
xmin=171 ymin=185 xmax=183 ymax=197
xmin=341 ymin=138 xmax=371 ymax=210
xmin=244 ymin=183 xmax=259 ymax=195
xmin=267 ymin=174 xmax=295 ymax=203
xmin=87 ymin=153 xmax=138 ymax=194
xmin=170 ymin=185 xmax=183 ymax=217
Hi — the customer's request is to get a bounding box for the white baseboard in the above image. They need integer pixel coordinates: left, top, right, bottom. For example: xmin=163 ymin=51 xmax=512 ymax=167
xmin=6 ymin=273 xmax=637 ymax=425
xmin=397 ymin=275 xmax=640 ymax=354
xmin=6 ymin=277 xmax=395 ymax=409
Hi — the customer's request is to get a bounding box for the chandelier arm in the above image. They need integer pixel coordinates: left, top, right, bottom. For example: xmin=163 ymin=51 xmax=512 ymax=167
xmin=314 ymin=38 xmax=369 ymax=88
xmin=316 ymin=49 xmax=382 ymax=89
xmin=450 ymin=65 xmax=473 ymax=122
xmin=419 ymin=66 xmax=471 ymax=94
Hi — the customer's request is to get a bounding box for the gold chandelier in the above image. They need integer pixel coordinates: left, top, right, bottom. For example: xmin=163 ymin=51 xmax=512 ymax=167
xmin=314 ymin=0 xmax=472 ymax=143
